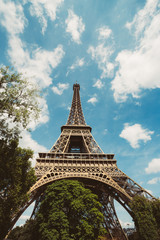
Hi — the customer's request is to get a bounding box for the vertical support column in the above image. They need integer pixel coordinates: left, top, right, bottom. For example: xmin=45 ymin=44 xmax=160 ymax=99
xmin=101 ymin=193 xmax=128 ymax=240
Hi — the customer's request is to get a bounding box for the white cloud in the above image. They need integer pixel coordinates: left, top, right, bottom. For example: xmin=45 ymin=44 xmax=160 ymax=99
xmin=88 ymin=25 xmax=114 ymax=79
xmin=37 ymin=97 xmax=49 ymax=125
xmin=112 ymin=0 xmax=160 ymax=102
xmin=19 ymin=131 xmax=48 ymax=166
xmin=66 ymin=58 xmax=85 ymax=76
xmin=70 ymin=58 xmax=85 ymax=70
xmin=148 ymin=177 xmax=160 ymax=184
xmin=27 ymin=97 xmax=49 ymax=130
xmin=87 ymin=96 xmax=98 ymax=105
xmin=28 ymin=0 xmax=64 ymax=34
xmin=145 ymin=158 xmax=160 ymax=174
xmin=126 ymin=0 xmax=159 ymax=37
xmin=0 ymin=0 xmax=27 ymax=35
xmin=119 ymin=123 xmax=154 ymax=148
xmin=65 ymin=9 xmax=85 ymax=44
xmin=88 ymin=44 xmax=114 ymax=79
xmin=98 ymin=26 xmax=112 ymax=40
xmin=19 ymin=131 xmax=48 ymax=153
xmin=0 ymin=1 xmax=65 ymax=90
xmin=52 ymin=83 xmax=69 ymax=95
xmin=8 ymin=37 xmax=65 ymax=88
xmin=93 ymin=79 xmax=104 ymax=89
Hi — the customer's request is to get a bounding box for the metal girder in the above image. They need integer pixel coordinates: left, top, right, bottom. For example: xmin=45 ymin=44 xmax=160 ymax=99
xmin=100 ymin=193 xmax=128 ymax=240
xmin=4 ymin=191 xmax=40 ymax=239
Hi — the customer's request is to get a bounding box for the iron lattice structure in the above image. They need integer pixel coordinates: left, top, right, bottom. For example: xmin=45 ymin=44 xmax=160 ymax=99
xmin=9 ymin=84 xmax=154 ymax=240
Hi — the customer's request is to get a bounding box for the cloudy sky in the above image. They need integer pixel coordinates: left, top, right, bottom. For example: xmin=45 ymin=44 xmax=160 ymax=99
xmin=0 ymin=0 xmax=160 ymax=228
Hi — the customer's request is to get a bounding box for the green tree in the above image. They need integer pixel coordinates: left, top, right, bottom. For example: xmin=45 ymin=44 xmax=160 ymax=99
xmin=151 ymin=199 xmax=160 ymax=237
xmin=0 ymin=66 xmax=40 ymax=239
xmin=9 ymin=219 xmax=38 ymax=240
xmin=0 ymin=139 xmax=36 ymax=240
xmin=0 ymin=66 xmax=40 ymax=140
xmin=10 ymin=180 xmax=106 ymax=240
xmin=129 ymin=195 xmax=159 ymax=240
xmin=36 ymin=180 xmax=106 ymax=240
xmin=128 ymin=232 xmax=139 ymax=240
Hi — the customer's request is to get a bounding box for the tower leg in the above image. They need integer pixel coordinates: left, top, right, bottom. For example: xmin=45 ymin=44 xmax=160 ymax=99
xmin=101 ymin=193 xmax=128 ymax=240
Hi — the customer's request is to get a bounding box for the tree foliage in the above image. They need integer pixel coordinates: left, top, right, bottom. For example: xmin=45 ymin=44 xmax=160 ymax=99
xmin=0 ymin=66 xmax=40 ymax=239
xmin=151 ymin=199 xmax=160 ymax=237
xmin=0 ymin=66 xmax=40 ymax=139
xmin=9 ymin=219 xmax=38 ymax=240
xmin=37 ymin=180 xmax=106 ymax=240
xmin=0 ymin=139 xmax=36 ymax=240
xmin=10 ymin=180 xmax=107 ymax=240
xmin=129 ymin=195 xmax=160 ymax=240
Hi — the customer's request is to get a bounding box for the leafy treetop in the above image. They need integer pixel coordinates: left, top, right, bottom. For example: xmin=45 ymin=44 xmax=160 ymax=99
xmin=0 ymin=66 xmax=40 ymax=139
xmin=10 ymin=180 xmax=107 ymax=240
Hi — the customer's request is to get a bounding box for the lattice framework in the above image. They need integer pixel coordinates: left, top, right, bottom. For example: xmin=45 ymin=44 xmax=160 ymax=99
xmin=6 ymin=83 xmax=155 ymax=240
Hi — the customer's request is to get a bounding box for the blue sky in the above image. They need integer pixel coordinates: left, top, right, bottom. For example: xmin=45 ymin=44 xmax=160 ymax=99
xmin=0 ymin=0 xmax=160 ymax=228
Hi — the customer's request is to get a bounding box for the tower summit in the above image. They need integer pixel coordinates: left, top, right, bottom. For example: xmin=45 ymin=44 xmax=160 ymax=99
xmin=10 ymin=84 xmax=155 ymax=240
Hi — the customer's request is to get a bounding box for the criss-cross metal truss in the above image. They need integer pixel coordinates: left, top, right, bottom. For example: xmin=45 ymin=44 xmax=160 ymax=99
xmin=66 ymin=84 xmax=86 ymax=125
xmin=8 ymin=83 xmax=155 ymax=240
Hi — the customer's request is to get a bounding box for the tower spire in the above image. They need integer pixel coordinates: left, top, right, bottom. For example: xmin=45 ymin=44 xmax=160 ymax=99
xmin=66 ymin=83 xmax=86 ymax=126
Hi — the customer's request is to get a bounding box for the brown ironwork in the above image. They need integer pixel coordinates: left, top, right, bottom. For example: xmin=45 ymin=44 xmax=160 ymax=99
xmin=7 ymin=83 xmax=155 ymax=240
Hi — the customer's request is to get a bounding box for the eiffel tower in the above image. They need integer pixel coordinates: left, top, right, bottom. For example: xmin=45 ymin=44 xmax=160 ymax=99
xmin=10 ymin=83 xmax=154 ymax=240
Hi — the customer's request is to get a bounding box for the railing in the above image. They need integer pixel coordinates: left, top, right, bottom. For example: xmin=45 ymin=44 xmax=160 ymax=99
xmin=38 ymin=152 xmax=115 ymax=160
